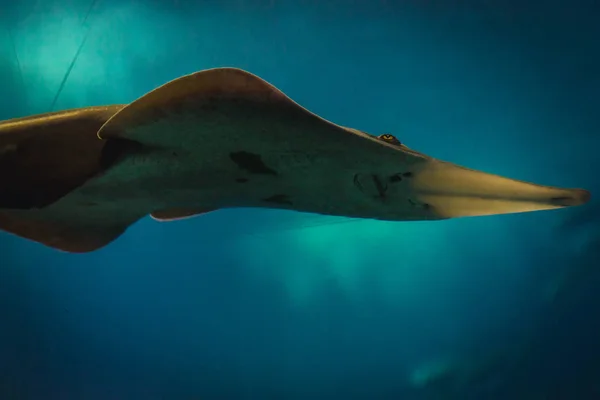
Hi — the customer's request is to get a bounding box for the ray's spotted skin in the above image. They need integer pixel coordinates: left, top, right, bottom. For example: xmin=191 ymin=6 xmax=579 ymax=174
xmin=0 ymin=68 xmax=591 ymax=252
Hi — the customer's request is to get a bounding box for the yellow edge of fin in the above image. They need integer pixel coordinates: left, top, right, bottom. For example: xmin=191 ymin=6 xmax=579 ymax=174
xmin=150 ymin=208 xmax=217 ymax=222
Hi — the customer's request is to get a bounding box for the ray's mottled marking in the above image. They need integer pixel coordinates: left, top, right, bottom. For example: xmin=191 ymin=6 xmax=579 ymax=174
xmin=0 ymin=67 xmax=591 ymax=252
xmin=229 ymin=151 xmax=278 ymax=175
xmin=389 ymin=171 xmax=413 ymax=183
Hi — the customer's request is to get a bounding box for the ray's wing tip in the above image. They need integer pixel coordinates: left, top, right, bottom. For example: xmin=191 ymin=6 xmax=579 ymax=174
xmin=552 ymin=188 xmax=591 ymax=207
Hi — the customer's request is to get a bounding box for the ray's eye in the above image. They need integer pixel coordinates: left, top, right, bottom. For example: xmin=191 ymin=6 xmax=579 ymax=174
xmin=378 ymin=133 xmax=402 ymax=146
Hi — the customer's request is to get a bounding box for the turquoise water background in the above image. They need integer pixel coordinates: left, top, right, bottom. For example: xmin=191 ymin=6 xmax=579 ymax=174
xmin=1 ymin=1 xmax=599 ymax=398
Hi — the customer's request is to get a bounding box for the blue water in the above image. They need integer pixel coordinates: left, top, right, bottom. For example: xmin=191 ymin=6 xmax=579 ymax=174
xmin=1 ymin=1 xmax=599 ymax=399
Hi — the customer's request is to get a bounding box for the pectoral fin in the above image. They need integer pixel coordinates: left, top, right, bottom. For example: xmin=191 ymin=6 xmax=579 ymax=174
xmin=0 ymin=211 xmax=130 ymax=253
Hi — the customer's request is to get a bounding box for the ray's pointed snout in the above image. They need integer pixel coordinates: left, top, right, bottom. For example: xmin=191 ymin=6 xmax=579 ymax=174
xmin=409 ymin=160 xmax=591 ymax=219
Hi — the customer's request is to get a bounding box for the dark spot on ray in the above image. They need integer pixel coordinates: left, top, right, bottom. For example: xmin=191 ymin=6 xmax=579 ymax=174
xmin=262 ymin=194 xmax=293 ymax=205
xmin=402 ymin=172 xmax=413 ymax=178
xmin=389 ymin=174 xmax=403 ymax=183
xmin=372 ymin=175 xmax=387 ymax=199
xmin=407 ymin=198 xmax=431 ymax=210
xmin=353 ymin=174 xmax=364 ymax=191
xmin=229 ymin=151 xmax=278 ymax=175
xmin=236 ymin=178 xmax=248 ymax=183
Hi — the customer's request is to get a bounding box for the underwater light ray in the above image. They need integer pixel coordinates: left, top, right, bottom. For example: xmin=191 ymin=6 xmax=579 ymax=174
xmin=49 ymin=33 xmax=90 ymax=111
xmin=238 ymin=215 xmax=365 ymax=238
xmin=6 ymin=27 xmax=25 ymax=94
xmin=49 ymin=0 xmax=100 ymax=111
xmin=82 ymin=0 xmax=99 ymax=25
